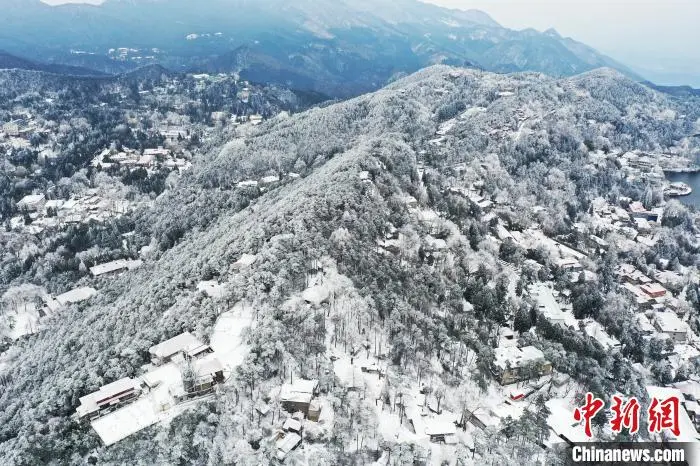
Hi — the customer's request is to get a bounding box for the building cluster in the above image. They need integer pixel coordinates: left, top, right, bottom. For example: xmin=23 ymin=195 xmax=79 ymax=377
xmin=10 ymin=189 xmax=132 ymax=235
xmin=91 ymin=146 xmax=192 ymax=173
xmin=75 ymin=331 xmax=226 ymax=446
xmin=433 ymin=151 xmax=700 ymax=448
xmin=585 ymin=197 xmax=664 ymax=252
xmin=1 ymin=115 xmax=44 ymax=150
xmin=617 ymin=149 xmax=696 ymax=183
xmin=269 ymin=379 xmax=323 ymax=461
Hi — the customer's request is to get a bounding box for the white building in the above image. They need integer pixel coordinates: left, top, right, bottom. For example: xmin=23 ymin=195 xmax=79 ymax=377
xmin=530 ymin=284 xmax=569 ymax=328
xmin=44 ymin=287 xmax=97 ymax=314
xmin=653 ymin=312 xmax=689 ymax=343
xmin=276 ymin=433 xmax=302 ymax=461
xmin=90 ymin=259 xmax=143 ymax=277
xmin=76 ymin=378 xmax=143 ymax=420
xmin=197 ymin=281 xmax=226 ymax=299
xmin=17 ymin=194 xmax=46 ymax=212
xmin=148 ymin=332 xmax=211 ymax=365
xmin=492 ymin=345 xmax=552 ymax=385
xmin=584 ymin=320 xmax=621 ymax=351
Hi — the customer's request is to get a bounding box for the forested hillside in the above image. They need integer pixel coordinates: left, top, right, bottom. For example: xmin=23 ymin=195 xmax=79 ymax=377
xmin=1 ymin=66 xmax=700 ymax=464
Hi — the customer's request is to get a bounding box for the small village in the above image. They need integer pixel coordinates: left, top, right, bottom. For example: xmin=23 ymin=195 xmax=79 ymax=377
xmin=10 ymin=190 xmax=132 ymax=236
xmin=90 ymin=146 xmax=192 ymax=174
xmin=0 ymin=70 xmax=273 ymax=240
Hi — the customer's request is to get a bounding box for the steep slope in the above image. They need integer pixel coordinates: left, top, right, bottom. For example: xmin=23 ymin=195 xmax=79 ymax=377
xmin=0 ymin=0 xmax=641 ymax=96
xmin=0 ymin=66 xmax=697 ymax=464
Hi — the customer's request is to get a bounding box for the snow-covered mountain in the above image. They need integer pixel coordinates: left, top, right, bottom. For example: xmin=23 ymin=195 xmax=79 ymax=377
xmin=0 ymin=0 xmax=641 ymax=96
xmin=1 ymin=64 xmax=698 ymax=463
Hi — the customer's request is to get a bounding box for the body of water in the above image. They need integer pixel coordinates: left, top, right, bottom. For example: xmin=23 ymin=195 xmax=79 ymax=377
xmin=665 ymin=171 xmax=700 ymax=208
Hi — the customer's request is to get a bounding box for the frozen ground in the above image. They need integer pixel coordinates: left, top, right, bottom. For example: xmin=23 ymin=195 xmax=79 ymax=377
xmin=210 ymin=301 xmax=253 ymax=373
xmin=91 ymin=397 xmax=163 ymax=446
xmin=7 ymin=308 xmax=39 ymax=340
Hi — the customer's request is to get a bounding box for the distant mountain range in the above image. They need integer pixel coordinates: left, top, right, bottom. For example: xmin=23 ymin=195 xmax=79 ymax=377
xmin=0 ymin=0 xmax=644 ymax=96
xmin=0 ymin=50 xmax=109 ymax=77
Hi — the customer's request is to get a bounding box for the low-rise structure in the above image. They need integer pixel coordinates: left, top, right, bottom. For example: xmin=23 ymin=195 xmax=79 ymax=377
xmin=275 ymin=433 xmax=302 ymax=461
xmin=283 ymin=417 xmax=303 ymax=434
xmin=279 ymin=379 xmax=319 ymax=415
xmin=76 ymin=378 xmax=143 ymax=420
xmin=556 ymin=258 xmax=583 ymax=273
xmin=646 ymin=386 xmax=700 ymax=442
xmin=530 ymin=284 xmax=569 ymax=328
xmin=197 ymin=281 xmax=226 ymax=299
xmin=308 ymin=400 xmax=322 ymax=422
xmin=233 ymin=253 xmax=257 ymax=269
xmin=187 ymin=354 xmax=225 ymax=395
xmin=17 ymin=194 xmax=46 ymax=212
xmin=149 ymin=332 xmax=212 ymax=365
xmin=424 ymin=418 xmax=457 ymax=444
xmin=492 ymin=346 xmax=552 ymax=385
xmin=584 ymin=320 xmax=621 ymax=351
xmin=653 ymin=312 xmax=689 ymax=343
xmin=640 ymin=283 xmax=667 ymax=299
xmin=90 ymin=259 xmax=143 ymax=277
xmin=44 ymin=287 xmax=97 ymax=314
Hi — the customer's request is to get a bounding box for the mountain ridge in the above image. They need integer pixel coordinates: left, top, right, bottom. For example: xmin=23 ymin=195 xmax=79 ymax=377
xmin=0 ymin=49 xmax=110 ymax=77
xmin=1 ymin=0 xmax=644 ymax=97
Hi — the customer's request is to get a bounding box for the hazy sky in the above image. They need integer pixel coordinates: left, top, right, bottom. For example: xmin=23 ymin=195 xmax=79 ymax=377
xmin=41 ymin=0 xmax=700 ymax=85
xmin=427 ymin=0 xmax=700 ymax=85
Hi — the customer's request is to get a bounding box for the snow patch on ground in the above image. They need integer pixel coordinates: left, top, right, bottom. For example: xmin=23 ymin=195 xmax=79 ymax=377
xmin=6 ymin=308 xmax=39 ymax=340
xmin=210 ymin=302 xmax=253 ymax=373
xmin=91 ymin=397 xmax=163 ymax=446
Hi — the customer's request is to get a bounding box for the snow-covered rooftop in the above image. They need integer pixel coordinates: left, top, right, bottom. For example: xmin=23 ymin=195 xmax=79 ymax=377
xmin=530 ymin=284 xmax=568 ymax=326
xmin=55 ymin=287 xmax=97 ymax=306
xmin=423 ymin=417 xmax=457 ymax=436
xmin=302 ymin=285 xmax=330 ymax=306
xmin=493 ymin=345 xmax=546 ymax=370
xmin=234 ymin=253 xmax=257 ymax=268
xmin=584 ymin=321 xmax=620 ymax=350
xmin=90 ymin=259 xmax=143 ymax=277
xmin=279 ymin=379 xmax=319 ymax=403
xmin=17 ymin=194 xmax=45 ymax=208
xmin=546 ymin=398 xmax=593 ymax=443
xmin=194 ymin=353 xmax=224 ymax=378
xmin=283 ymin=418 xmax=302 ymax=432
xmin=91 ymin=397 xmax=161 ymax=446
xmin=149 ymin=332 xmax=203 ymax=361
xmin=646 ymin=386 xmax=700 ymax=442
xmin=276 ymin=433 xmax=301 ymax=459
xmin=653 ymin=312 xmax=688 ymax=334
xmin=77 ymin=378 xmax=142 ymax=417
xmin=197 ymin=280 xmax=225 ymax=298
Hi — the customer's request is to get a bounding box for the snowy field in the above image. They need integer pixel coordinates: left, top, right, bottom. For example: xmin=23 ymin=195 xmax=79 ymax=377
xmin=210 ymin=301 xmax=253 ymax=372
xmin=91 ymin=364 xmax=185 ymax=446
xmin=7 ymin=309 xmax=39 ymax=340
xmin=91 ymin=397 xmax=162 ymax=446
